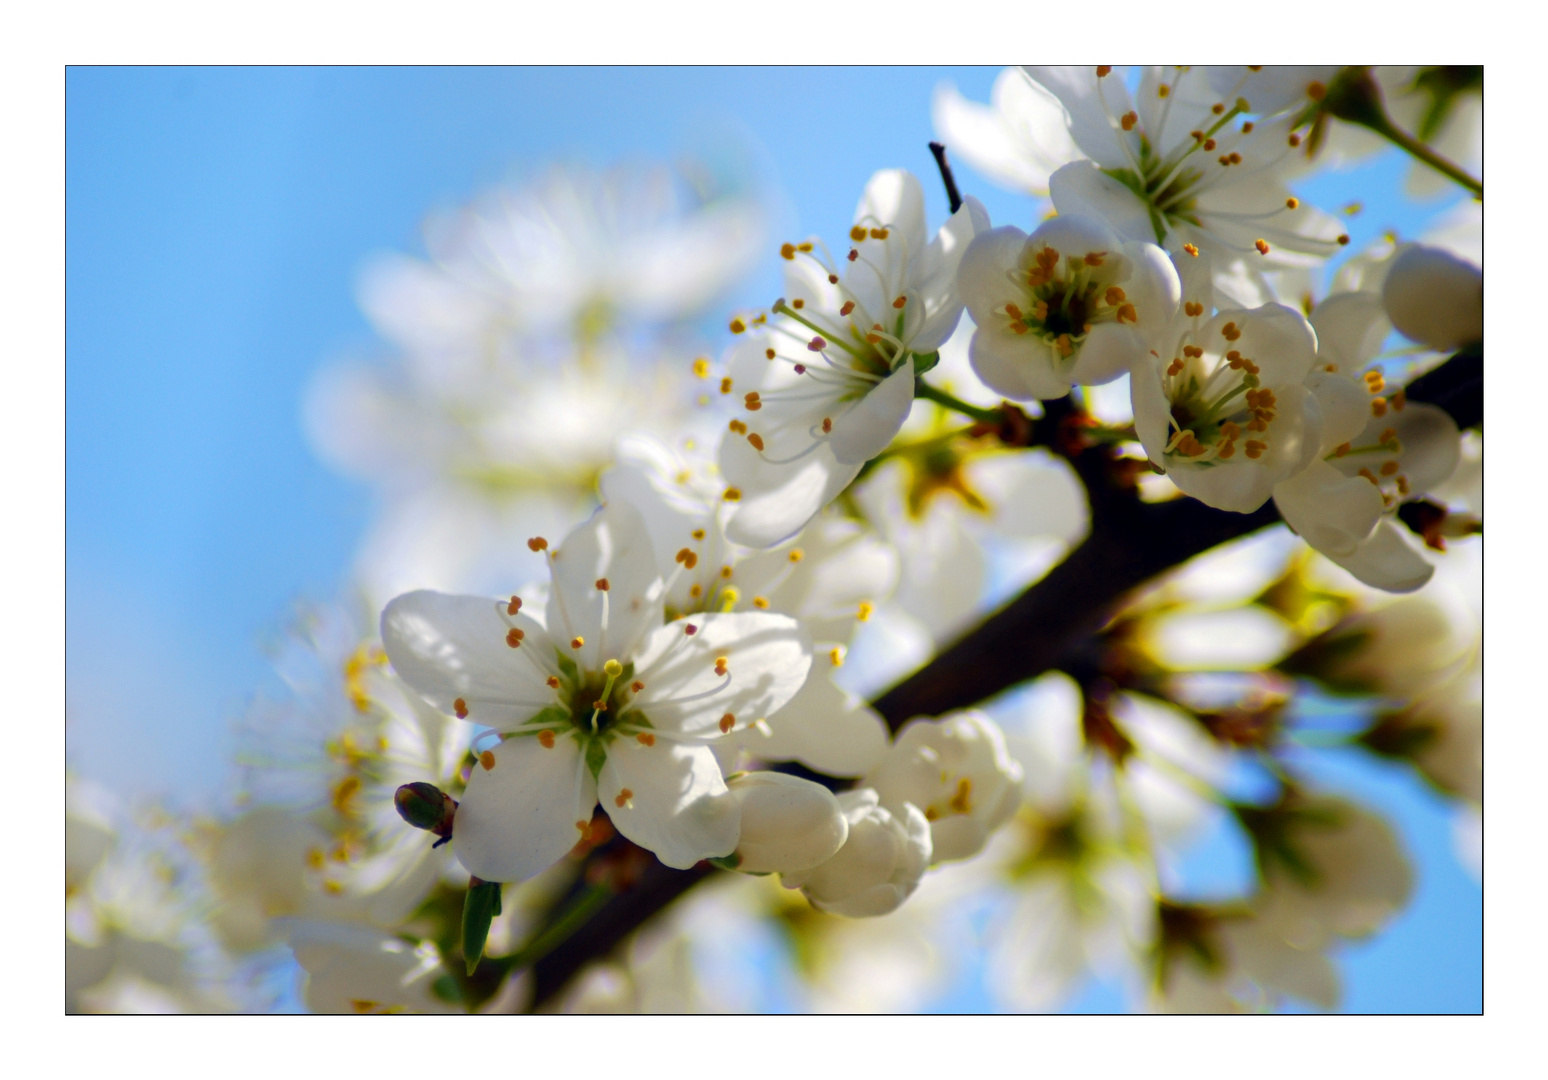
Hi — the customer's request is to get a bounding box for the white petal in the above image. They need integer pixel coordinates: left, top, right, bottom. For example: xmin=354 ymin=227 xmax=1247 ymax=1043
xmin=631 ymin=612 xmax=813 ymax=737
xmin=1024 ymin=66 xmax=1134 ymax=171
xmin=546 ymin=500 xmax=664 ymax=672
xmin=970 ymin=325 xmax=1070 ymax=401
xmin=1310 ymin=291 xmax=1389 ymax=372
xmin=1382 ymin=244 xmax=1483 ymax=350
xmin=957 ymin=225 xmax=1030 ymax=329
xmin=1069 ymin=322 xmax=1144 ymax=386
xmin=1205 ymin=305 xmax=1317 ymax=387
xmin=599 ymin=740 xmax=738 ymax=868
xmin=1325 ymin=521 xmax=1435 ymax=593
xmin=1049 ymin=161 xmax=1158 ymax=245
xmin=740 ymin=667 xmax=889 ymax=777
xmin=1274 ymin=460 xmax=1384 ymax=558
xmin=856 ymin=169 xmax=928 ymax=261
xmin=1304 ymin=369 xmax=1372 ymax=453
xmin=454 ymin=734 xmax=597 ymax=883
xmin=381 ymin=591 xmax=559 ymax=730
xmin=721 ymin=444 xmax=861 ymax=549
xmin=828 ymin=356 xmax=916 ymax=465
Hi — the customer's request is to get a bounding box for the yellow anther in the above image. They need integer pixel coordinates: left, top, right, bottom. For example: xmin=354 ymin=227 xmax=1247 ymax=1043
xmin=1241 ymin=121 xmax=1254 ymax=134
xmin=692 ymin=357 xmax=711 ymax=378
xmin=506 ymin=628 xmax=524 ymax=648
xmin=1396 ymin=476 xmax=1410 ymax=495
xmin=1337 ymin=234 xmax=1350 ymax=246
xmin=615 ymin=788 xmax=634 ymax=808
xmin=527 ymin=536 xmax=549 ymax=552
xmin=479 ymin=750 xmax=496 ymax=771
xmin=547 ymin=676 xmax=561 ymax=689
xmin=1183 ymin=345 xmax=1203 ymax=358
xmin=1306 ymin=81 xmax=1326 ymax=102
xmin=730 ymin=318 xmax=746 ymax=334
xmin=1255 ymin=239 xmax=1271 ymax=255
xmin=798 ymin=242 xmax=813 ymax=252
xmin=1285 ymin=197 xmax=1299 ymax=209
xmin=636 ymin=732 xmax=655 ymax=746
xmin=1158 ymin=84 xmax=1170 ymax=98
xmin=507 ymin=595 xmax=523 ymax=615
xmin=1392 ymin=389 xmax=1407 ymax=411
xmin=1183 ymin=244 xmax=1199 ymax=257
xmin=791 ymin=298 xmax=805 ymax=310
xmin=1380 ymin=460 xmax=1400 ymax=476
xmin=1121 ymin=111 xmax=1138 ymax=131
xmin=850 ymin=225 xmax=867 ymax=242
xmin=1203 ymin=138 xmax=1217 ymax=152
xmin=870 ymin=227 xmax=890 ymax=240
xmin=949 ymin=777 xmax=973 ymax=814
xmin=753 ymin=596 xmax=769 ymax=609
xmin=1084 ymin=251 xmax=1107 ymax=267
xmin=1288 ymin=133 xmax=1303 ymax=147
xmin=857 ymin=601 xmax=874 ymax=622
xmin=1212 ymin=102 xmax=1225 ymax=115
xmin=631 ymin=680 xmax=644 ymax=693
xmin=1358 ymin=467 xmax=1379 ymax=485
xmin=1104 ymin=287 xmax=1126 ymax=307
xmin=1005 ymin=302 xmax=1023 ymax=319
xmin=780 ymin=242 xmax=797 ymax=260
xmin=689 ymin=583 xmax=702 ymax=599
xmin=747 ymin=432 xmax=764 ymax=451
xmin=723 ymin=487 xmax=741 ymax=501
xmin=595 ymin=577 xmax=610 ymax=592
xmin=788 ymin=548 xmax=804 ymax=563
xmin=454 ymin=698 xmax=468 ymax=719
xmin=720 ymin=377 xmax=733 ymax=394
xmin=691 ymin=528 xmax=706 ymax=541
xmin=1096 ymin=66 xmax=1112 ymax=77
xmin=570 ymin=636 xmax=585 ymax=650
xmin=719 ymin=713 xmax=736 ymax=733
xmin=729 ymin=419 xmax=747 ymax=435
xmin=1221 ymin=322 xmax=1241 ymax=342
xmin=1244 ymin=440 xmax=1267 ymax=459
xmin=1117 ymin=303 xmax=1137 ymax=323
xmin=675 ymin=547 xmax=692 ymax=564
xmin=893 ymin=295 xmax=907 ymax=309
xmin=1056 ymin=334 xmax=1073 ymax=357
xmin=717 ymin=564 xmax=731 ymax=579
xmin=714 ymin=656 xmax=730 ymax=675
xmin=821 ymin=417 xmax=833 ymax=434
xmin=1166 ymin=359 xmax=1184 ymax=376
xmin=720 ymin=587 xmax=740 ymax=610
xmin=829 ymin=647 xmax=844 ymax=667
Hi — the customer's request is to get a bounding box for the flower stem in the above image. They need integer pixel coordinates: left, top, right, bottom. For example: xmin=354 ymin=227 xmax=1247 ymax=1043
xmin=914 ymin=380 xmax=1003 ymax=424
xmin=499 ymin=883 xmax=613 ymax=975
xmin=1320 ymin=68 xmax=1482 ymax=199
xmin=1377 ymin=121 xmax=1483 ymax=199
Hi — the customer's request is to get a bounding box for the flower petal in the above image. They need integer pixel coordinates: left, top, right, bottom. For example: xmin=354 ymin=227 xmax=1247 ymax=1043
xmin=1274 ymin=460 xmax=1384 ymax=558
xmin=381 ymin=590 xmax=559 ymax=730
xmin=546 ymin=500 xmax=664 ymax=672
xmin=631 ymin=612 xmax=813 ymax=737
xmin=1049 ymin=161 xmax=1158 ymax=245
xmin=599 ymin=740 xmax=738 ymax=869
xmin=453 ymin=733 xmax=597 ymax=883
xmin=1069 ymin=322 xmax=1144 ymax=386
xmin=828 ymin=355 xmax=916 ymax=465
xmin=1324 ymin=521 xmax=1435 ymax=593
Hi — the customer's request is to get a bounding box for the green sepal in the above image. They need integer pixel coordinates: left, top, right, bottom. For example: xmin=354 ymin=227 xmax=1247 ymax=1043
xmin=429 ymin=973 xmax=465 ymax=1005
xmin=525 ymin=704 xmax=572 ymax=731
xmin=462 ymin=879 xmax=503 ymax=976
xmin=910 ymin=350 xmax=940 ymax=376
xmin=555 ymin=653 xmax=580 ymax=684
xmin=707 ymin=853 xmax=744 ymax=872
xmin=584 ymin=737 xmax=608 ymax=782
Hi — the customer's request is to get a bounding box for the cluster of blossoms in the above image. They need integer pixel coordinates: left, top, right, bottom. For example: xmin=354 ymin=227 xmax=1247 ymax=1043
xmin=69 ymin=67 xmax=1480 ymax=1013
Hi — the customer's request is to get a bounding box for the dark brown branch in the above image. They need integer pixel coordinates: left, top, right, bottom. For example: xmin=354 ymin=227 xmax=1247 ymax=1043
xmin=928 ymin=142 xmax=964 ymax=215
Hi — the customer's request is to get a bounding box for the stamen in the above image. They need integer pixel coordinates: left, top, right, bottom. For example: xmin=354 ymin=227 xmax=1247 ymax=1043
xmin=507 ymin=596 xmax=522 ymax=615
xmin=527 ymin=537 xmax=549 ymax=552
xmin=719 ymin=713 xmax=736 ymax=733
xmin=479 ymin=750 xmax=495 ymax=771
xmin=570 ymin=636 xmax=585 ymax=650
xmin=506 ymin=628 xmax=524 ymax=648
xmin=538 ymin=730 xmax=556 ymax=749
xmin=454 ymin=698 xmax=468 ymax=719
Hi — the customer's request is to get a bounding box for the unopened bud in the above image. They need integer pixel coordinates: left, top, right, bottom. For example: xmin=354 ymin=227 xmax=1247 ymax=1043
xmin=780 ymin=788 xmax=931 ymax=918
xmin=1382 ymin=244 xmax=1483 ymax=352
xmin=395 ymin=782 xmax=457 ymax=841
xmin=726 ymin=772 xmax=848 ymax=875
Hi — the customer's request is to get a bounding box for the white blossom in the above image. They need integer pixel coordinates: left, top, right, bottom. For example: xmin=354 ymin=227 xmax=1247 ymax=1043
xmin=725 ymin=771 xmax=849 ymax=875
xmin=1382 ymin=243 xmax=1483 ymax=352
xmin=718 ymin=169 xmax=988 ymax=547
xmin=381 ymin=501 xmax=812 ymax=882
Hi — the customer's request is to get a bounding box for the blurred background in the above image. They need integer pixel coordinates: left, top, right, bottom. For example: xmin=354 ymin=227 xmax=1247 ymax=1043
xmin=65 ymin=67 xmax=1479 ymax=1012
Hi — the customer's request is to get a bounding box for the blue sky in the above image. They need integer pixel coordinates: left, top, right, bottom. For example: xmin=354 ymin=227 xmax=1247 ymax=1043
xmin=65 ymin=66 xmax=1478 ymax=1012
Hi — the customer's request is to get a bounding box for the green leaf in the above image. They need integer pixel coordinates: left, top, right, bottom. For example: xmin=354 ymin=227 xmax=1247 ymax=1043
xmin=461 ymin=880 xmax=503 ymax=976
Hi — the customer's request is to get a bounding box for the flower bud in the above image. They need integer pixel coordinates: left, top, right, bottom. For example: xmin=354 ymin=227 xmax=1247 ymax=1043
xmin=724 ymin=772 xmax=848 ymax=875
xmin=1382 ymin=244 xmax=1482 ymax=351
xmin=781 ymin=788 xmax=931 ymax=918
xmin=1279 ymin=596 xmax=1471 ymax=698
xmin=395 ymin=782 xmax=457 ymax=841
xmin=865 ymin=711 xmax=1024 ymax=863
